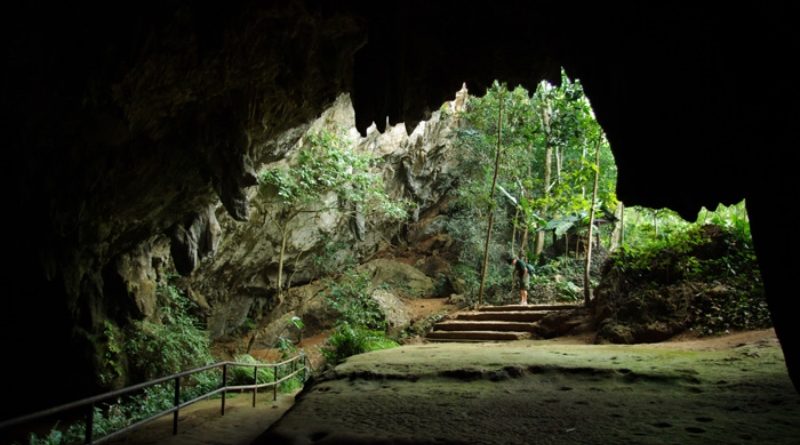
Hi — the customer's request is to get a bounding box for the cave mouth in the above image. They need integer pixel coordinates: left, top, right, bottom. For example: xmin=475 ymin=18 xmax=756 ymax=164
xmin=421 ymin=75 xmax=766 ymax=342
xmin=0 ymin=68 xmax=772 ymax=442
xmin=1 ymin=3 xmax=797 ymax=443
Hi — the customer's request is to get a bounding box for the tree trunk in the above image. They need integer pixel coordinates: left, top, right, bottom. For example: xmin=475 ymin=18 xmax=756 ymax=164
xmin=277 ymin=225 xmax=289 ymax=304
xmin=534 ymin=101 xmax=553 ymax=257
xmin=610 ymin=201 xmax=624 ymax=252
xmin=584 ymin=140 xmax=602 ymax=306
xmin=535 ymin=136 xmax=552 ymax=256
xmin=478 ymin=92 xmax=504 ymax=306
xmin=555 ymin=147 xmax=562 ymax=185
xmin=511 ymin=204 xmax=519 ymax=255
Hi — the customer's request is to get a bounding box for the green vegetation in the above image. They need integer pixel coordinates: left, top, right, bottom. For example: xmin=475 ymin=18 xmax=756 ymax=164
xmin=258 ymin=129 xmax=407 ymax=305
xmin=228 ymin=354 xmax=304 ymax=393
xmin=449 ymin=72 xmax=616 ymax=304
xmin=97 ymin=277 xmax=214 ymax=388
xmin=603 ymin=201 xmax=767 ymax=336
xmin=125 ymin=281 xmax=214 ymax=381
xmin=322 ymin=323 xmax=399 ymax=365
xmin=447 ymin=72 xmax=764 ymax=338
xmin=321 ymin=269 xmax=398 ymax=365
xmin=25 ymin=284 xmax=306 ymax=445
xmin=257 ymin=127 xmax=410 ymax=365
xmin=24 ymin=278 xmax=220 ymax=445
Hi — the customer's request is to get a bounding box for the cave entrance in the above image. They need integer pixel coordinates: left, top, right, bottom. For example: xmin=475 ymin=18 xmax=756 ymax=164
xmin=442 ymin=72 xmax=765 ymax=342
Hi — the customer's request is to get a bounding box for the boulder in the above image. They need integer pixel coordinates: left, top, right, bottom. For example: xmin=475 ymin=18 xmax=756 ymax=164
xmin=359 ymin=259 xmax=435 ymax=298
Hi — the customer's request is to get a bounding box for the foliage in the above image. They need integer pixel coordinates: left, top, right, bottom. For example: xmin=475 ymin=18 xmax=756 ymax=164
xmin=24 ymin=274 xmax=220 ymax=445
xmin=275 ymin=316 xmax=304 ymax=356
xmin=98 ymin=320 xmax=125 ymax=387
xmin=125 ymin=282 xmax=213 ymax=381
xmin=323 ymin=270 xmax=386 ymax=330
xmin=697 ymin=200 xmax=751 ymax=243
xmin=450 ymin=72 xmax=617 ymax=302
xmin=257 ymin=128 xmax=407 ymax=302
xmin=22 ymin=383 xmax=196 ymax=445
xmin=621 ymin=206 xmax=693 ymax=250
xmin=258 ymin=129 xmax=407 ymax=221
xmin=320 ymin=266 xmax=400 ymax=365
xmin=311 ymin=238 xmax=359 ymax=277
xmin=608 ymin=218 xmax=768 ymax=335
xmin=230 ymin=354 xmax=274 ymax=385
xmin=321 ymin=322 xmax=399 ymax=365
xmin=228 ymin=353 xmax=304 ymax=392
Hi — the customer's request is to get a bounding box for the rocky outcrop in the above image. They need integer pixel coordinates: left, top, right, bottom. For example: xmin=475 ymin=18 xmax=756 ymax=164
xmin=190 ymin=94 xmax=461 ymax=338
xmin=112 ymin=238 xmax=172 ymax=320
xmin=593 ymin=226 xmax=769 ymax=344
xmin=358 ymin=259 xmax=436 ymax=299
xmin=169 ymin=205 xmax=222 ymax=276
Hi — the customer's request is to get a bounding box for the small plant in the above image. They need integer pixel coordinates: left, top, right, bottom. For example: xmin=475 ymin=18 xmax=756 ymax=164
xmin=230 ymin=354 xmax=274 ymax=385
xmin=322 ymin=322 xmax=398 ymax=365
xmin=275 ymin=316 xmax=304 ymax=356
xmin=228 ymin=354 xmax=304 ymax=394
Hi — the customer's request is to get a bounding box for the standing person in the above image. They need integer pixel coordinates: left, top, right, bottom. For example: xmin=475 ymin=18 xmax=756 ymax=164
xmin=506 ymin=254 xmax=532 ymax=305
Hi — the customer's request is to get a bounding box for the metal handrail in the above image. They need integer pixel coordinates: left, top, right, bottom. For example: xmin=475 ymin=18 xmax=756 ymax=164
xmin=0 ymin=353 xmax=307 ymax=444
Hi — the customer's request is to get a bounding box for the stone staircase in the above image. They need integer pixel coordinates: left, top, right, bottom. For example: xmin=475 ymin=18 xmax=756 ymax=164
xmin=426 ymin=303 xmax=581 ymax=342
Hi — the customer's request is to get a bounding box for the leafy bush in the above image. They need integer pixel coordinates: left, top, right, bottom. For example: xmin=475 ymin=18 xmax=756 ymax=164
xmin=604 ymin=222 xmax=767 ymax=335
xmin=22 ymin=383 xmax=185 ymax=445
xmin=229 ymin=354 xmax=273 ymax=385
xmin=322 ymin=323 xmax=398 ymax=365
xmin=324 ymin=270 xmax=385 ymax=330
xmin=321 ymin=268 xmax=399 ymax=365
xmin=125 ymin=283 xmax=213 ymax=381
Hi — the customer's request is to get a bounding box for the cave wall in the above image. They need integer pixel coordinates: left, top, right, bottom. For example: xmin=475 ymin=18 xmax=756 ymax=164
xmin=1 ymin=0 xmax=367 ymax=417
xmin=1 ymin=0 xmax=797 ymax=419
xmin=189 ymin=93 xmax=461 ymax=339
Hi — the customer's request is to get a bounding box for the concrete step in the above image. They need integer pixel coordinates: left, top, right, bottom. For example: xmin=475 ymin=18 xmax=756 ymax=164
xmin=426 ymin=330 xmax=532 ymax=341
xmin=455 ymin=311 xmax=548 ymax=322
xmin=433 ymin=320 xmax=537 ymax=332
xmin=477 ymin=304 xmax=580 ymax=312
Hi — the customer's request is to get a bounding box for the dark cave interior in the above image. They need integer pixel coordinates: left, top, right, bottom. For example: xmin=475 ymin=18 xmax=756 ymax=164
xmin=0 ymin=0 xmax=797 ymax=422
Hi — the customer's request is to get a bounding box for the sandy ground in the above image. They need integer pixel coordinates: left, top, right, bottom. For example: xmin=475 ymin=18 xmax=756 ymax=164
xmin=256 ymin=328 xmax=800 ymax=445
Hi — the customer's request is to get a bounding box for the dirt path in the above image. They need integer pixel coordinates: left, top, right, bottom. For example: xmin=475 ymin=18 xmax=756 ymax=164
xmin=105 ymin=391 xmax=297 ymax=445
xmin=257 ymin=329 xmax=800 ymax=445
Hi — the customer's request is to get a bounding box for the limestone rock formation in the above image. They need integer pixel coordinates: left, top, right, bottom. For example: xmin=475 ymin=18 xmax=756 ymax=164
xmin=190 ymin=94 xmax=460 ymax=339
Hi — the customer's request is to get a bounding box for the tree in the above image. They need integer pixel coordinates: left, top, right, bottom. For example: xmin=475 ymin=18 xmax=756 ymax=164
xmin=452 ymin=72 xmax=617 ymax=303
xmin=478 ymin=88 xmax=504 ymax=306
xmin=258 ymin=129 xmax=406 ymax=305
xmin=584 ymin=138 xmax=602 ymax=305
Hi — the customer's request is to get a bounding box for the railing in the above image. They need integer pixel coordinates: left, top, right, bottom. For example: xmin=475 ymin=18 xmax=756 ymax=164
xmin=0 ymin=353 xmax=306 ymax=444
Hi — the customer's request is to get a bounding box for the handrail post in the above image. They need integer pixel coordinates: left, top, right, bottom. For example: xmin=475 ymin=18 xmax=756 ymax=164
xmin=173 ymin=376 xmax=180 ymax=435
xmin=252 ymin=365 xmax=258 ymax=407
xmin=273 ymin=365 xmax=278 ymax=401
xmin=84 ymin=402 xmax=94 ymax=444
xmin=221 ymin=364 xmax=227 ymax=416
